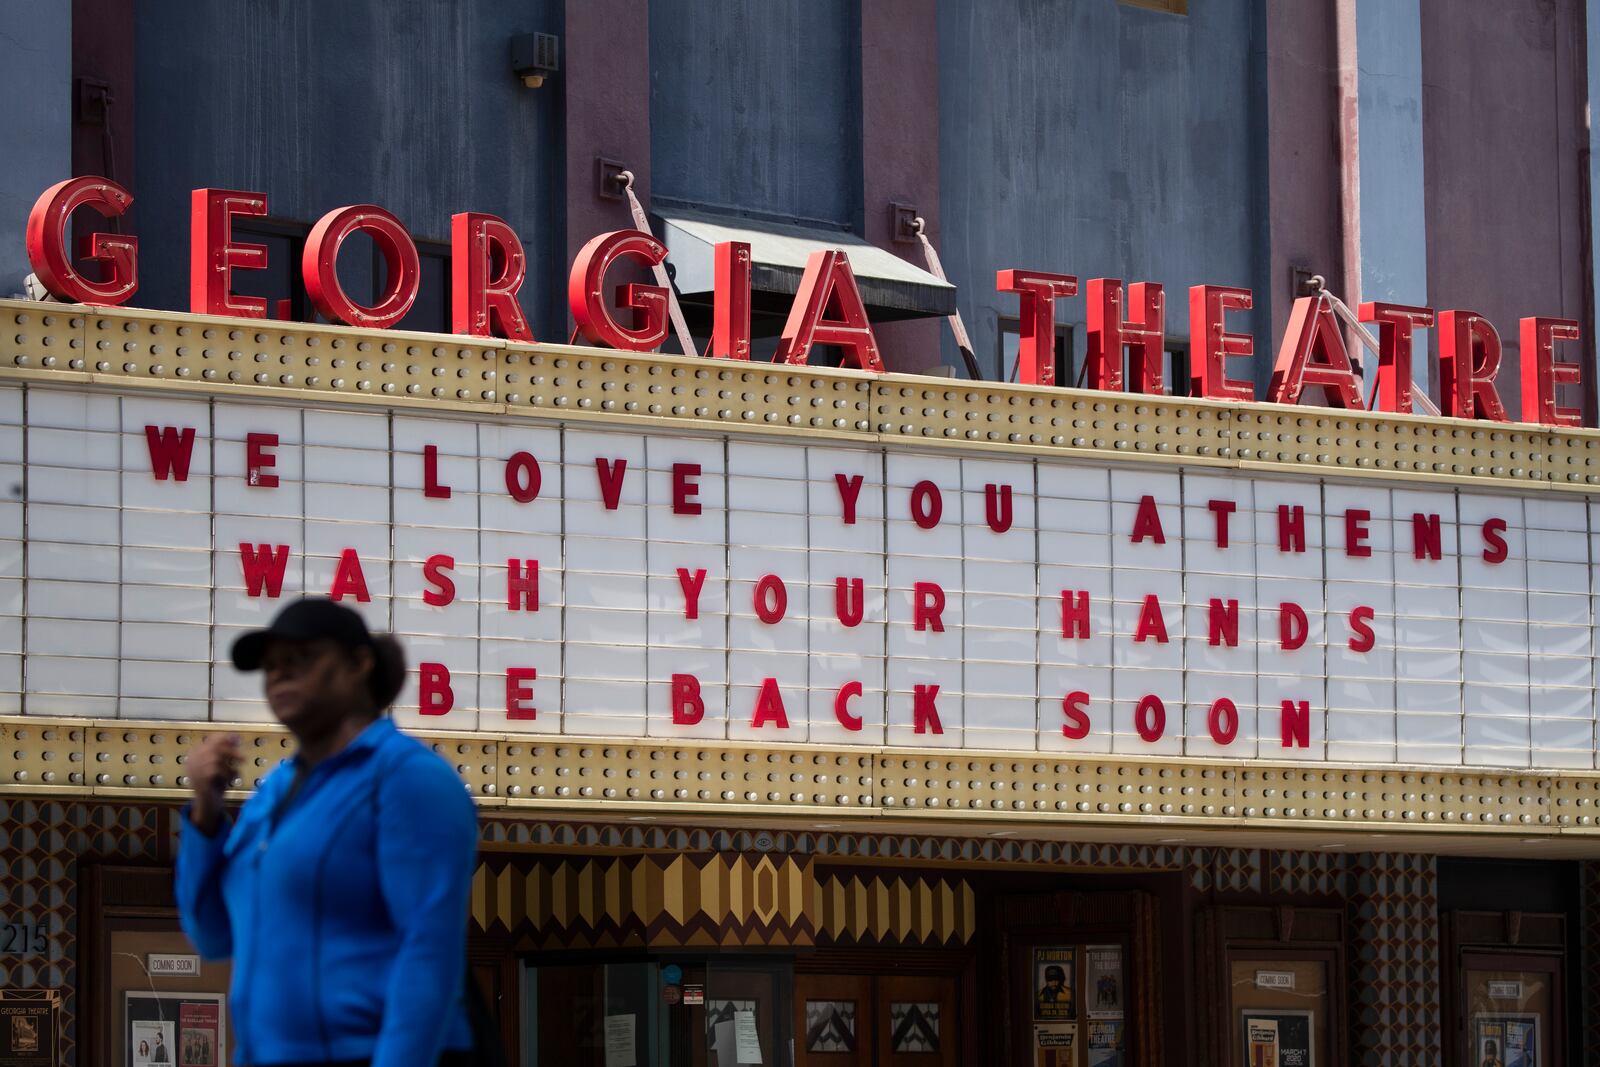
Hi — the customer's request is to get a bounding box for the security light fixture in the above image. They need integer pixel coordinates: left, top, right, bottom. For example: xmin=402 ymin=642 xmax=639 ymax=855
xmin=511 ymin=32 xmax=560 ymax=89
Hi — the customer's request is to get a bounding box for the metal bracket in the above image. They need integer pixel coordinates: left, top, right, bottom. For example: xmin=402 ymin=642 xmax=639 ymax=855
xmin=891 ymin=202 xmax=921 ymax=244
xmin=597 ymin=157 xmax=627 ymax=201
xmin=1291 ymin=266 xmax=1323 ymax=298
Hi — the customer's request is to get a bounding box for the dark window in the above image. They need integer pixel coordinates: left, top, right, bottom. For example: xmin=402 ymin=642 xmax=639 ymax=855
xmin=998 ymin=318 xmax=1074 ymax=385
xmin=229 ymin=219 xmax=451 ymax=334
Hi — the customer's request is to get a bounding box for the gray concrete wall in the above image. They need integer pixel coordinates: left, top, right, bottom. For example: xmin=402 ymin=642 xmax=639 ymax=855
xmin=0 ymin=2 xmax=72 ymax=297
xmin=133 ymin=0 xmax=566 ymax=337
xmin=649 ymin=0 xmax=863 ymax=229
xmin=1421 ymin=0 xmax=1589 ymax=420
xmin=938 ymin=0 xmax=1265 ymax=383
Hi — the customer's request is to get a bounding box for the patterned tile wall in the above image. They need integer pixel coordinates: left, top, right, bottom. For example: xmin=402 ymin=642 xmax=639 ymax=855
xmin=0 ymin=799 xmax=164 ymax=1067
xmin=1346 ymin=852 xmax=1442 ymax=1067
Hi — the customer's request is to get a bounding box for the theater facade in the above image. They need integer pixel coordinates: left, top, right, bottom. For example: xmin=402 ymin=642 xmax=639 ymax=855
xmin=0 ymin=250 xmax=1598 ymax=1066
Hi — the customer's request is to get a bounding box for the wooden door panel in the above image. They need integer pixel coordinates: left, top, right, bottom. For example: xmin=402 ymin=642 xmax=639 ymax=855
xmin=794 ymin=974 xmax=872 ymax=1067
xmin=877 ymin=974 xmax=958 ymax=1067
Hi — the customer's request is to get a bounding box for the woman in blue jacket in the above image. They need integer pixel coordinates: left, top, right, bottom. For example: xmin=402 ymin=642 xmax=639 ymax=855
xmin=177 ymin=598 xmax=480 ymax=1067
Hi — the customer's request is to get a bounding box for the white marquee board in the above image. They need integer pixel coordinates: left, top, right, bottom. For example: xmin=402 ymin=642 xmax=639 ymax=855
xmin=5 ymin=384 xmax=1596 ymax=770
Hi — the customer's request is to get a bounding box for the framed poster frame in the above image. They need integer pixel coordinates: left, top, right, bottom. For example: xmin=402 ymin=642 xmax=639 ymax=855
xmin=123 ymin=991 xmax=225 ymax=1067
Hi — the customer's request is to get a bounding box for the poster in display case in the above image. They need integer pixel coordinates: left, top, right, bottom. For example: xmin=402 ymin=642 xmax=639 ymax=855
xmin=1032 ymin=947 xmax=1076 ymax=1021
xmin=1084 ymin=946 xmax=1124 ymax=1019
xmin=124 ymin=992 xmax=224 ymax=1067
xmin=0 ymin=990 xmax=58 ymax=1067
xmin=1472 ymin=1014 xmax=1538 ymax=1067
xmin=1240 ymin=1010 xmax=1313 ymax=1067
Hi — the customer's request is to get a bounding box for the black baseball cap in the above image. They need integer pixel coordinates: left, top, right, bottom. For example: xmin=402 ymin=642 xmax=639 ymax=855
xmin=230 ymin=597 xmax=375 ymax=671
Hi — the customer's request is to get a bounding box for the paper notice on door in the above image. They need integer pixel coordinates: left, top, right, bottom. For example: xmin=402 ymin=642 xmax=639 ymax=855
xmin=734 ymin=1009 xmax=763 ymax=1064
xmin=604 ymin=1013 xmax=637 ymax=1067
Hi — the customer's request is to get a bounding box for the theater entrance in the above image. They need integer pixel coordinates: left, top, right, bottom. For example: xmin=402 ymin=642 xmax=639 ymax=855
xmin=521 ymin=958 xmax=962 ymax=1067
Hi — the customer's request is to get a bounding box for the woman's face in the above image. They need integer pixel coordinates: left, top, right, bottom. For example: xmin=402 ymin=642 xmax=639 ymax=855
xmin=260 ymin=639 xmax=372 ymax=735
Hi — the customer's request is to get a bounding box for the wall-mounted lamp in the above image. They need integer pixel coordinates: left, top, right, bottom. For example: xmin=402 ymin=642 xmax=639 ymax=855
xmin=511 ymin=32 xmax=560 ymax=89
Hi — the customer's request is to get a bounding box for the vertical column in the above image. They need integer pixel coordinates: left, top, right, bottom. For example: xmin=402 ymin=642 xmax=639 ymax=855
xmin=806 ymin=446 xmax=886 ymax=746
xmin=1253 ymin=481 xmax=1326 ymax=762
xmin=727 ymin=442 xmax=810 ymax=743
xmin=391 ymin=417 xmax=481 ymax=732
xmin=1036 ymin=463 xmax=1113 ymax=754
xmin=479 ymin=424 xmax=562 ymax=735
xmin=1182 ymin=474 xmax=1259 ymax=760
xmin=1323 ymin=485 xmax=1392 ymax=763
xmin=24 ymin=390 xmax=122 ymax=717
xmin=959 ymin=457 xmax=1036 ymax=750
xmin=1351 ymin=0 xmax=1431 ymax=393
xmin=1456 ymin=495 xmax=1526 ymax=767
xmin=885 ymin=453 xmax=962 ymax=747
xmin=212 ymin=403 xmax=304 ymax=723
xmin=0 ymin=386 xmax=23 ymax=712
xmin=1345 ymin=852 xmax=1443 ymax=1063
xmin=302 ymin=411 xmax=392 ymax=642
xmin=118 ymin=397 xmax=213 ymax=720
xmin=1523 ymin=498 xmax=1592 ymax=768
xmin=1109 ymin=471 xmax=1182 ymax=756
xmin=645 ymin=434 xmax=727 ymax=741
xmin=1393 ymin=491 xmax=1465 ymax=764
xmin=562 ymin=429 xmax=647 ymax=736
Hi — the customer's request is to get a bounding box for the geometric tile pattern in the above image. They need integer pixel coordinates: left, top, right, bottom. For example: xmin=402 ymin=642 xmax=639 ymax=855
xmin=1270 ymin=849 xmax=1346 ymax=897
xmin=889 ymin=1002 xmax=940 ymax=1052
xmin=469 ymin=853 xmax=814 ymax=948
xmin=0 ymin=799 xmax=165 ymax=1067
xmin=812 ymin=870 xmax=976 ymax=947
xmin=1345 ymin=852 xmax=1441 ymax=1067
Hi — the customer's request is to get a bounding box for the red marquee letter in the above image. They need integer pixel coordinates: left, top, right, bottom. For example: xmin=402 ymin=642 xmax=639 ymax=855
xmin=1345 ymin=509 xmax=1371 ymax=557
xmin=1412 ymin=513 xmax=1442 ymax=560
xmin=1267 ymin=295 xmax=1363 ymax=408
xmin=835 ymin=473 xmax=864 ymax=524
xmin=1061 ymin=691 xmax=1092 ymax=739
xmin=775 ymin=250 xmax=885 ymax=372
xmin=751 ymin=677 xmax=790 ymax=729
xmin=1482 ymin=518 xmax=1509 ymax=564
xmin=834 ymin=681 xmax=864 ymax=731
xmin=1208 ymin=599 xmax=1239 ymax=647
xmin=1520 ymin=316 xmax=1584 ymax=426
xmin=672 ymin=463 xmax=702 ymax=515
xmin=303 ymin=204 xmax=420 ymax=329
xmin=910 ymin=481 xmax=942 ymax=529
xmin=914 ymin=582 xmax=946 ymax=632
xmin=1348 ymin=606 xmax=1376 ymax=653
xmin=710 ymin=240 xmax=752 ymax=360
xmin=190 ymin=188 xmax=268 ymax=317
xmin=1086 ymin=279 xmax=1165 ymax=393
xmin=1280 ymin=700 xmax=1310 ymax=748
xmin=1207 ymin=698 xmax=1239 ymax=745
xmin=1134 ymin=595 xmax=1168 ymax=643
xmin=677 ymin=567 xmax=707 ymax=620
xmin=1061 ymin=591 xmax=1091 ymax=638
xmin=506 ymin=667 xmax=538 ymax=720
xmin=1208 ymin=499 xmax=1236 ymax=547
xmin=419 ymin=663 xmax=454 ymax=715
xmin=451 ymin=212 xmax=534 ymax=342
xmin=246 ymin=433 xmax=279 ymax=488
xmin=507 ymin=559 xmax=539 ymax=611
xmin=1277 ymin=505 xmax=1306 ymax=553
xmin=595 ymin=458 xmax=627 ymax=509
xmin=422 ymin=554 xmax=456 ymax=606
xmin=1130 ymin=495 xmax=1165 ymax=543
xmin=144 ymin=426 xmax=196 ymax=482
xmin=26 ymin=176 xmax=138 ymax=306
xmin=238 ymin=543 xmax=289 ymax=598
xmin=984 ymin=483 xmax=1013 ymax=533
xmin=835 ymin=577 xmax=865 ymax=627
xmin=672 ymin=673 xmax=705 ymax=725
xmin=1189 ymin=285 xmax=1254 ymax=400
xmin=1279 ymin=603 xmax=1308 ymax=650
xmin=568 ymin=229 xmax=670 ymax=351
xmin=1359 ymin=301 xmax=1433 ymax=414
xmin=329 ymin=549 xmax=371 ymax=602
xmin=996 ymin=269 xmax=1078 ymax=385
xmin=913 ymin=684 xmax=943 ymax=734
xmin=754 ymin=574 xmax=788 ymax=623
xmin=1438 ymin=310 xmax=1509 ymax=421
xmin=1135 ymin=695 xmax=1165 ymax=742
xmin=423 ymin=445 xmax=452 ymax=500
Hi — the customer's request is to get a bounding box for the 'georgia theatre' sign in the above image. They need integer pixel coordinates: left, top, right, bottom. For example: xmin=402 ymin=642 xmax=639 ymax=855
xmin=21 ymin=176 xmax=1593 ymax=427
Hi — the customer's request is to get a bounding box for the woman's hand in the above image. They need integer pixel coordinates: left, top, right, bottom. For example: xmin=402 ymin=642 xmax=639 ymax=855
xmin=185 ymin=733 xmax=241 ymax=835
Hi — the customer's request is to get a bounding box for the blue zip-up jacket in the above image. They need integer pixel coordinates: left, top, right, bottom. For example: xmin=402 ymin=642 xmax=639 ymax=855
xmin=176 ymin=719 xmax=478 ymax=1067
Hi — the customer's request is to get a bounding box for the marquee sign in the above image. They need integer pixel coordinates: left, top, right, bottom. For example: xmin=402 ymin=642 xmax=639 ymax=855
xmin=3 ymin=376 xmax=1594 ymax=772
xmin=20 ymin=176 xmax=1593 ymax=427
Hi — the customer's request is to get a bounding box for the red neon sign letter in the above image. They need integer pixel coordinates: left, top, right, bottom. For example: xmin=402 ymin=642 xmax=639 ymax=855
xmin=303 ymin=204 xmax=420 ymax=329
xmin=451 ymin=212 xmax=534 ymax=342
xmin=190 ymin=188 xmax=268 ymax=317
xmin=1189 ymin=285 xmax=1254 ymax=401
xmin=568 ymin=229 xmax=669 ymax=351
xmin=1086 ymin=279 xmax=1165 ymax=394
xmin=1358 ymin=301 xmax=1433 ymax=414
xmin=1438 ymin=310 xmax=1509 ymax=421
xmin=1519 ymin=316 xmax=1583 ymax=426
xmin=1267 ymin=295 xmax=1363 ymax=409
xmin=775 ymin=250 xmax=884 ymax=372
xmin=995 ymin=269 xmax=1077 ymax=385
xmin=25 ymin=176 xmax=138 ymax=306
